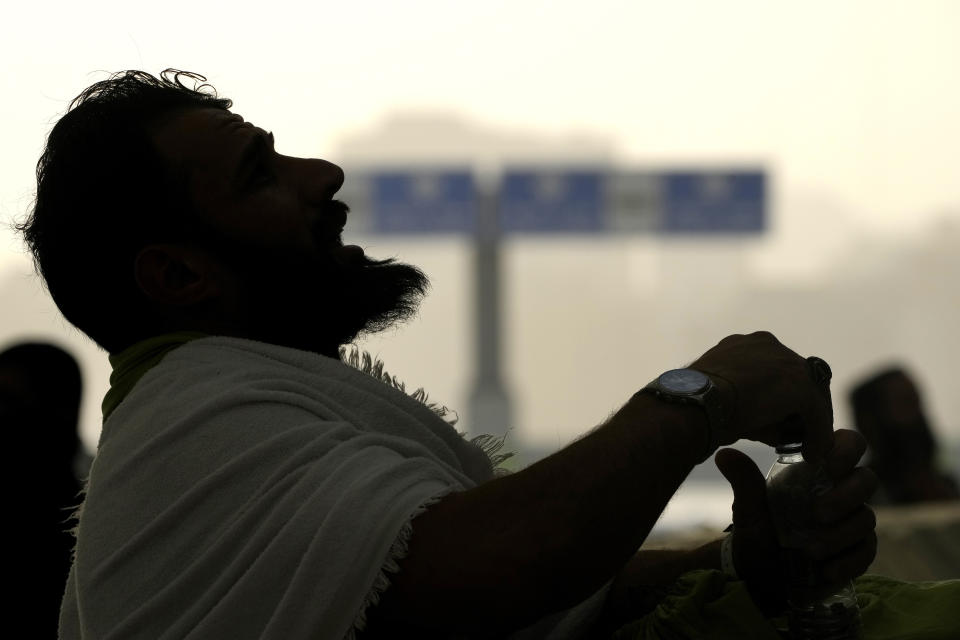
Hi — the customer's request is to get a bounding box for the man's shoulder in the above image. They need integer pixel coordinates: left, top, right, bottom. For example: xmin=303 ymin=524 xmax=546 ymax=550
xmin=143 ymin=335 xmax=371 ymax=400
xmin=168 ymin=335 xmax=345 ymax=375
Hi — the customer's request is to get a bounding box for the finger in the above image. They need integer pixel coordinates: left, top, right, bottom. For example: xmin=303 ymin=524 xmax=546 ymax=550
xmin=773 ymin=414 xmax=805 ymax=448
xmin=801 ymin=419 xmax=834 ymax=466
xmin=805 ymin=506 xmax=877 ymax=561
xmin=805 ymin=356 xmax=833 ymax=393
xmin=715 ymin=448 xmax=767 ymax=526
xmin=824 ymin=429 xmax=867 ymax=481
xmin=813 ymin=468 xmax=879 ymax=523
xmin=818 ymin=533 xmax=878 ymax=584
xmin=801 ymin=357 xmax=835 ymax=464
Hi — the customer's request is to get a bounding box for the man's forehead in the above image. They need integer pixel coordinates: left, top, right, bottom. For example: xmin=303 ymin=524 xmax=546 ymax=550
xmin=152 ymin=107 xmax=252 ymax=173
xmin=155 ymin=107 xmax=242 ymax=141
xmin=207 ymin=109 xmax=253 ymax=129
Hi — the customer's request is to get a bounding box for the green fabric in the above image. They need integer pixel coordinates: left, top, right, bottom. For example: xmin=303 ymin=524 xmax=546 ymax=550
xmin=611 ymin=570 xmax=781 ymax=640
xmin=612 ymin=570 xmax=960 ymax=640
xmin=855 ymin=574 xmax=960 ymax=640
xmin=101 ymin=332 xmax=208 ymax=423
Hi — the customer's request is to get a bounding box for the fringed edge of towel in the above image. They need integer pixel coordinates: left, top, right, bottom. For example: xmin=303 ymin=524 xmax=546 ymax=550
xmin=63 ymin=476 xmax=89 ymax=563
xmin=339 ymin=345 xmax=516 ymax=474
xmin=339 ymin=345 xmax=461 ymax=427
xmin=346 ymin=491 xmax=452 ymax=640
xmin=469 ymin=431 xmax=515 ymax=478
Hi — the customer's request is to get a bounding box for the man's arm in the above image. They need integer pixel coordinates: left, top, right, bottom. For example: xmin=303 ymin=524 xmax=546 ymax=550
xmin=368 ymin=393 xmax=708 ymax=634
xmin=365 ymin=332 xmax=837 ymax=635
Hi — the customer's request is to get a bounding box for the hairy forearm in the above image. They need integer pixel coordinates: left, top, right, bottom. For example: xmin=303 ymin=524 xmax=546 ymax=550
xmin=368 ymin=393 xmax=710 ymax=634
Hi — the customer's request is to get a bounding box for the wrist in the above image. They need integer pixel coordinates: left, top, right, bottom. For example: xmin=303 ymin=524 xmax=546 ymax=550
xmin=720 ymin=532 xmax=737 ymax=578
xmin=639 ymin=368 xmax=725 ymax=462
xmin=624 ymin=392 xmax=712 ymax=468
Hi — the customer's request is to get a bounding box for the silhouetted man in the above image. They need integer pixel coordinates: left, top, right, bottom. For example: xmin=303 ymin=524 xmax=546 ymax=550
xmin=850 ymin=366 xmax=959 ymax=504
xmin=1 ymin=342 xmax=84 ymax=638
xmin=20 ymin=70 xmax=877 ymax=639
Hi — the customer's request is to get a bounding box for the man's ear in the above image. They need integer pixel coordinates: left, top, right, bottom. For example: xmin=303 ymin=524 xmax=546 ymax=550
xmin=134 ymin=244 xmax=221 ymax=307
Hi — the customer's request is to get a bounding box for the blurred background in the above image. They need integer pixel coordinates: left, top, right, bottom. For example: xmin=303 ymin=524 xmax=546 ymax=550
xmin=2 ymin=0 xmax=958 ymax=546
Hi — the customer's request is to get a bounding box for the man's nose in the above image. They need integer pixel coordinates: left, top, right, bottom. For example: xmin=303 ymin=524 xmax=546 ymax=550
xmin=296 ymin=158 xmax=344 ymax=201
xmin=323 ymin=160 xmax=345 ymax=198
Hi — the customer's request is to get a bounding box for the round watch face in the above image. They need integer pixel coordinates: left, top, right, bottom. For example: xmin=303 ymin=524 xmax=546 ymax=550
xmin=659 ymin=368 xmax=709 ymax=395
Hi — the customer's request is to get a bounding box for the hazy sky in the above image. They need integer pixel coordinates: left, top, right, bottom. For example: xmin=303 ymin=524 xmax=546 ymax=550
xmin=2 ymin=0 xmax=958 ymax=250
xmin=1 ymin=0 xmax=958 ymax=451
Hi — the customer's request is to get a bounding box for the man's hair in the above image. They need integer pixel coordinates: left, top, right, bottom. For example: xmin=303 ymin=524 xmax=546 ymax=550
xmin=849 ymin=365 xmax=910 ymax=420
xmin=16 ymin=69 xmax=232 ymax=353
xmin=0 ymin=341 xmax=83 ymax=424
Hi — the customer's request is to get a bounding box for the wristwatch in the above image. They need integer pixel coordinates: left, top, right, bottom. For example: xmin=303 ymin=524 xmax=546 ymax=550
xmin=641 ymin=368 xmax=725 ymax=463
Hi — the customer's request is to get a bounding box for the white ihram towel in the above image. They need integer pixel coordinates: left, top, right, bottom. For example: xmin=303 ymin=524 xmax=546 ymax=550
xmin=59 ymin=336 xmax=498 ymax=639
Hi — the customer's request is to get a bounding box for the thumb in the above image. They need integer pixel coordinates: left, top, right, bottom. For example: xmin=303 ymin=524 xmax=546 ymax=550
xmin=715 ymin=448 xmax=768 ymax=527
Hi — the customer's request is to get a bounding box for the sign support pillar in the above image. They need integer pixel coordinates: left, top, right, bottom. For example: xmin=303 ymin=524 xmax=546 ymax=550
xmin=467 ymin=186 xmax=512 ymax=441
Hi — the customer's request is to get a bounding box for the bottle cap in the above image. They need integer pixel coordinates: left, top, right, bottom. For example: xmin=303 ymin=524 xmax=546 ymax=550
xmin=775 ymin=442 xmax=803 ymax=454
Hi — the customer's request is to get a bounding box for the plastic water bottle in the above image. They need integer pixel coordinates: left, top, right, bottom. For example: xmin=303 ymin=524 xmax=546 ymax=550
xmin=765 ymin=443 xmax=861 ymax=639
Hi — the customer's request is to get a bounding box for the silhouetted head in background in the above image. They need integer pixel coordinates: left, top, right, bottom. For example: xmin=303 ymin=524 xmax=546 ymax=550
xmin=0 ymin=341 xmax=83 ymax=467
xmin=849 ymin=366 xmax=959 ymax=504
xmin=17 ymin=70 xmax=428 ymax=358
xmin=0 ymin=341 xmax=84 ymax=635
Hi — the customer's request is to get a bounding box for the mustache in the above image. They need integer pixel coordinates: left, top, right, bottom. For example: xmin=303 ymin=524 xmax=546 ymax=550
xmin=313 ymin=199 xmax=350 ymax=243
xmin=324 ymin=198 xmax=350 ymax=217
xmin=323 ymin=199 xmax=350 ymax=228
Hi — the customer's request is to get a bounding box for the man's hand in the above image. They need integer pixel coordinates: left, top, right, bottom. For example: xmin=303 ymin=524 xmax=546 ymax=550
xmin=691 ymin=331 xmax=835 ymax=463
xmin=716 ymin=429 xmax=879 ymax=611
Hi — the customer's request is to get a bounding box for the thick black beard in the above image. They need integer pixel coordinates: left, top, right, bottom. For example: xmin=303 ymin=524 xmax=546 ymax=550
xmin=322 ymin=253 xmax=431 ymax=349
xmin=199 ymin=234 xmax=430 ymax=359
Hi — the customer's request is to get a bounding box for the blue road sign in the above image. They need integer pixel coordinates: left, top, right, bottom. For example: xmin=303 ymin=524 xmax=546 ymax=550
xmin=364 ymin=168 xmax=766 ymax=235
xmin=661 ymin=171 xmax=766 ymax=233
xmin=499 ymin=170 xmax=605 ymax=233
xmin=371 ymin=170 xmax=477 ymax=233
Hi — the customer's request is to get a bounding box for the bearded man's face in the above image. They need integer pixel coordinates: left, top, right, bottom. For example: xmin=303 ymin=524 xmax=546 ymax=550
xmin=149 ymin=107 xmax=428 ymax=357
